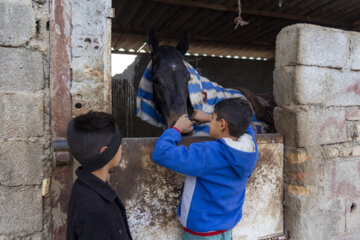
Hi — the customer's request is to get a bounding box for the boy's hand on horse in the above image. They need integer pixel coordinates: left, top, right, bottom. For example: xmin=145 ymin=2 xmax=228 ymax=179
xmin=191 ymin=110 xmax=212 ymax=124
xmin=173 ymin=114 xmax=194 ymax=134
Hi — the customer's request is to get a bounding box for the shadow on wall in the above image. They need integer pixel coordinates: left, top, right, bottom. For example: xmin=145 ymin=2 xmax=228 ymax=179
xmin=112 ymin=54 xmax=274 ymax=137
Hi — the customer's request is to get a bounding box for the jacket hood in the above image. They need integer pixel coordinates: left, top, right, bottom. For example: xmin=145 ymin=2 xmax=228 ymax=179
xmin=218 ymin=134 xmax=258 ymax=177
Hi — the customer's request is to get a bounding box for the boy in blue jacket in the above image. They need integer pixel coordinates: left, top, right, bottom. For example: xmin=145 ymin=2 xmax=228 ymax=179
xmin=152 ymin=98 xmax=259 ymax=240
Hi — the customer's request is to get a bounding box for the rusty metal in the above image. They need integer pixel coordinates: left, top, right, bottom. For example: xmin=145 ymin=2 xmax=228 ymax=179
xmin=53 ymin=139 xmax=69 ymax=152
xmin=258 ymin=233 xmax=290 ymax=240
xmin=110 ymin=134 xmax=284 ymax=239
xmin=49 ymin=0 xmax=73 ymax=239
xmin=45 ymin=134 xmax=283 ymax=151
xmin=54 ymin=152 xmax=72 ymax=166
xmin=49 ymin=0 xmax=72 ymax=138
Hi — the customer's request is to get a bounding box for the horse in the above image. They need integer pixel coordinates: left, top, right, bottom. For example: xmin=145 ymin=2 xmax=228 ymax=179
xmin=136 ymin=30 xmax=275 ymax=134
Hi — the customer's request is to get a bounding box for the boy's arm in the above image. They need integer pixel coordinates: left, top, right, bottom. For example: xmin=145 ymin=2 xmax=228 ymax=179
xmin=152 ymin=128 xmax=207 ymax=177
xmin=191 ymin=109 xmax=212 ymax=123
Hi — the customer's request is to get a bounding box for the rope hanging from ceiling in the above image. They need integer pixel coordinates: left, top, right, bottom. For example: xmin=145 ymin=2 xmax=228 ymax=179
xmin=234 ymin=0 xmax=248 ymax=29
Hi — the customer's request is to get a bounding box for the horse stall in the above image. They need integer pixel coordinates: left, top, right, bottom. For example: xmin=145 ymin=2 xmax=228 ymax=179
xmin=2 ymin=0 xmax=360 ymax=239
xmin=110 ymin=1 xmax=284 ymax=239
xmin=45 ymin=1 xmax=360 ymax=240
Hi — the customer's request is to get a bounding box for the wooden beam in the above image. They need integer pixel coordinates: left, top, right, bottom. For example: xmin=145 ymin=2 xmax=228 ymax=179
xmin=112 ymin=30 xmax=275 ymax=58
xmin=151 ymin=0 xmax=352 ymax=28
xmin=152 ymin=0 xmax=234 ymax=12
xmin=112 ymin=28 xmax=274 ymax=48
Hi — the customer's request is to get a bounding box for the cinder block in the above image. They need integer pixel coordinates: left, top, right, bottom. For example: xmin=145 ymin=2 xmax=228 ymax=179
xmin=275 ymin=25 xmax=299 ymax=68
xmin=323 ymin=145 xmax=340 ymax=159
xmin=274 ymin=66 xmax=360 ymax=107
xmin=317 ymin=198 xmax=346 ymax=237
xmin=325 ymin=159 xmax=360 ymax=200
xmin=350 ymin=32 xmax=360 ymax=70
xmin=296 ymin=67 xmax=360 ymax=107
xmin=273 ymin=66 xmax=297 ymax=107
xmin=275 ymin=107 xmax=347 ymax=147
xmin=330 ymin=231 xmax=360 ymax=240
xmin=347 ymin=124 xmax=360 ymax=142
xmin=0 ymin=140 xmax=43 ymax=186
xmin=0 ymin=0 xmax=35 ymax=46
xmin=0 ymin=232 xmax=42 ymax=240
xmin=345 ymin=199 xmax=360 ymax=231
xmin=0 ymin=47 xmax=44 ymax=91
xmin=356 ymin=125 xmax=360 ymax=142
xmin=297 ymin=108 xmax=347 ymax=146
xmin=0 ymin=186 xmax=42 ymax=234
xmin=286 ymin=195 xmax=346 ymax=239
xmin=0 ymin=92 xmax=44 ymax=138
xmin=284 ymin=192 xmax=305 ymax=240
xmin=352 ymin=145 xmax=360 ymax=157
xmin=346 ymin=109 xmax=360 ymax=121
xmin=276 ymin=24 xmax=349 ymax=69
xmin=274 ymin=107 xmax=298 ymax=147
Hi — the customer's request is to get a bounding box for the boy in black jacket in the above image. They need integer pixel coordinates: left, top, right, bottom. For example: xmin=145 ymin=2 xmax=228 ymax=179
xmin=66 ymin=111 xmax=133 ymax=240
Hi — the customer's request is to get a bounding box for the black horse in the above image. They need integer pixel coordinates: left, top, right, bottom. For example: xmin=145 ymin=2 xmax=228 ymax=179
xmin=147 ymin=30 xmax=274 ymax=131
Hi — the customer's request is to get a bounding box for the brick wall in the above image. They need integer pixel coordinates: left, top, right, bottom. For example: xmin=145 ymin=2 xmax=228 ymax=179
xmin=274 ymin=24 xmax=360 ymax=240
xmin=0 ymin=0 xmax=51 ymax=239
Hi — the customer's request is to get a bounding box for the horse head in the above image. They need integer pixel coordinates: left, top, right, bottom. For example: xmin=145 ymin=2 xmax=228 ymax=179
xmin=148 ymin=30 xmax=191 ymax=128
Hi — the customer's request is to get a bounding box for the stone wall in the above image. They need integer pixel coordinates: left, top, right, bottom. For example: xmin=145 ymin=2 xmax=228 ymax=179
xmin=0 ymin=0 xmax=51 ymax=239
xmin=274 ymin=24 xmax=360 ymax=240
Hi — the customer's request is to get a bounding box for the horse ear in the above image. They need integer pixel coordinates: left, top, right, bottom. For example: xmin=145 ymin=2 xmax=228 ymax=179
xmin=176 ymin=30 xmax=189 ymax=55
xmin=148 ymin=29 xmax=159 ymax=55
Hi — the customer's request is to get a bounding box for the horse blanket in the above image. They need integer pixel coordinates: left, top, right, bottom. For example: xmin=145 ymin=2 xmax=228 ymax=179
xmin=136 ymin=60 xmax=266 ymax=135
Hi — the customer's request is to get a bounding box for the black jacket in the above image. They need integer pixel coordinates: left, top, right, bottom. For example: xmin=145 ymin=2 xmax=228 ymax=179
xmin=66 ymin=167 xmax=133 ymax=240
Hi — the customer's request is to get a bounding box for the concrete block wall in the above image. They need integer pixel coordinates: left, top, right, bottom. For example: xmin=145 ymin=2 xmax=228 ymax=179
xmin=274 ymin=24 xmax=360 ymax=240
xmin=0 ymin=0 xmax=51 ymax=239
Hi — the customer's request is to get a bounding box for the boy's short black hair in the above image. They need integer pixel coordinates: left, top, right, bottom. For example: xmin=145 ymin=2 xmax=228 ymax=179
xmin=214 ymin=98 xmax=253 ymax=138
xmin=66 ymin=111 xmax=117 ymax=164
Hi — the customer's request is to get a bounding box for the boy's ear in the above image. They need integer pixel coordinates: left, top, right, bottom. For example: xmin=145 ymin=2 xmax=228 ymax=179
xmin=148 ymin=29 xmax=159 ymax=55
xmin=176 ymin=30 xmax=189 ymax=55
xmin=219 ymin=118 xmax=227 ymax=132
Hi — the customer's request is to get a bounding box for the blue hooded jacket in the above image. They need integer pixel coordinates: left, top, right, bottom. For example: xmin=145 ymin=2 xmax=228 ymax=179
xmin=152 ymin=125 xmax=258 ymax=233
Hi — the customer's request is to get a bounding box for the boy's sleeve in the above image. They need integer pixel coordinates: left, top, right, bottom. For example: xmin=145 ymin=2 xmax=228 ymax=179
xmin=152 ymin=128 xmax=207 ymax=176
xmin=76 ymin=211 xmax=112 ymax=240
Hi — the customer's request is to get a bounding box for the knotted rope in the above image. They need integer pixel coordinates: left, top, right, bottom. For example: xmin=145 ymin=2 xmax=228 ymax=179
xmin=234 ymin=0 xmax=248 ymax=29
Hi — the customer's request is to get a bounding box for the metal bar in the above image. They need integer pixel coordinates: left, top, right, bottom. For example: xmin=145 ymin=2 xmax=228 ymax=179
xmin=53 ymin=140 xmax=70 ymax=152
xmin=48 ymin=134 xmax=283 ymax=152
